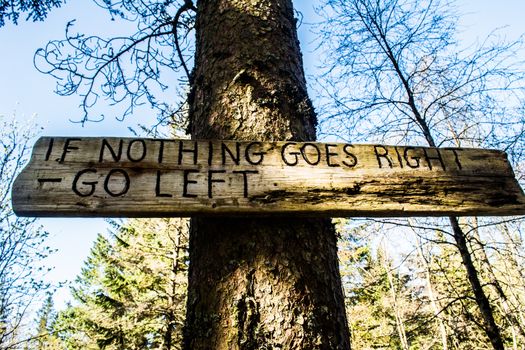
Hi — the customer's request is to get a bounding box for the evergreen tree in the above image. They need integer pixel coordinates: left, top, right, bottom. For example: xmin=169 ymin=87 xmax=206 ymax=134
xmin=337 ymin=220 xmax=434 ymax=349
xmin=30 ymin=294 xmax=62 ymax=350
xmin=0 ymin=0 xmax=63 ymax=27
xmin=54 ymin=218 xmax=188 ymax=349
xmin=427 ymin=230 xmax=489 ymax=348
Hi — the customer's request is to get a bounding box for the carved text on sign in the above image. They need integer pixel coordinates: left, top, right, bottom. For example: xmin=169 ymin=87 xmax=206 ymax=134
xmin=12 ymin=137 xmax=525 ymax=217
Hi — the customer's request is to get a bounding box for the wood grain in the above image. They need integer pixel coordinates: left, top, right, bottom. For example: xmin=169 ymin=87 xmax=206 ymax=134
xmin=11 ymin=137 xmax=525 ymax=217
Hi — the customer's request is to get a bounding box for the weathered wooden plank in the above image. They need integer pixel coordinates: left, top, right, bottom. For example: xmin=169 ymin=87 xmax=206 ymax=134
xmin=11 ymin=137 xmax=525 ymax=217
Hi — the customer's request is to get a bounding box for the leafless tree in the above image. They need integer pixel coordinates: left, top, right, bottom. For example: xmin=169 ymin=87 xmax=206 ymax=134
xmin=34 ymin=0 xmax=196 ymax=128
xmin=0 ymin=115 xmax=53 ymax=350
xmin=317 ymin=0 xmax=525 ymax=348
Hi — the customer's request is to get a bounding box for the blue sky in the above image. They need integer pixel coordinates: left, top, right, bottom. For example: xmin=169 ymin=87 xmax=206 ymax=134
xmin=1 ymin=0 xmax=524 ymax=308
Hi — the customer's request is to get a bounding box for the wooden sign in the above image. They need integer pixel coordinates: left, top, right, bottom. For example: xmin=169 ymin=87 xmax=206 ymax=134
xmin=12 ymin=137 xmax=525 ymax=217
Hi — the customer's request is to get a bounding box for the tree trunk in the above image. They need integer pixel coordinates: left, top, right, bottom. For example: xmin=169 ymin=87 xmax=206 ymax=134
xmin=398 ymin=59 xmax=505 ymax=350
xmin=469 ymin=218 xmax=525 ymax=343
xmin=163 ymin=219 xmax=185 ymax=350
xmin=449 ymin=217 xmax=504 ymax=350
xmin=183 ymin=1 xmax=350 ymax=349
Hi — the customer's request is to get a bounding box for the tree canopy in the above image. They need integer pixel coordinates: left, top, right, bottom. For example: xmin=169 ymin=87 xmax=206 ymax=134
xmin=0 ymin=0 xmax=63 ymax=27
xmin=34 ymin=0 xmax=195 ymax=127
xmin=317 ymin=0 xmax=525 ymax=348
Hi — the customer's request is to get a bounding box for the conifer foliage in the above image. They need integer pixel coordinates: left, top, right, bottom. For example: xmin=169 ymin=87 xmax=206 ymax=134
xmin=53 ymin=218 xmax=189 ymax=349
xmin=337 ymin=218 xmax=525 ymax=349
xmin=0 ymin=0 xmax=63 ymax=27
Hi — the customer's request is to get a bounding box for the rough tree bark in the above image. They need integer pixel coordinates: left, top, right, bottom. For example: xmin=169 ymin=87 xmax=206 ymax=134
xmin=184 ymin=1 xmax=350 ymax=349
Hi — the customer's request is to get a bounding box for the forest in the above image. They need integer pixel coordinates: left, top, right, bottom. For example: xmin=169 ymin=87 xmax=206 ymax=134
xmin=1 ymin=0 xmax=525 ymax=349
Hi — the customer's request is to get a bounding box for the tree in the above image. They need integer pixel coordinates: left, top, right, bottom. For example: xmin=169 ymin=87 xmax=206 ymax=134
xmin=36 ymin=0 xmax=351 ymax=348
xmin=54 ymin=218 xmax=188 ymax=349
xmin=419 ymin=227 xmax=488 ymax=349
xmin=317 ymin=0 xmax=525 ymax=348
xmin=337 ymin=220 xmax=437 ymax=349
xmin=0 ymin=115 xmax=54 ymax=350
xmin=0 ymin=0 xmax=63 ymax=27
xmin=54 ymin=234 xmax=115 ymax=350
xmin=31 ymin=293 xmax=63 ymax=349
xmin=35 ymin=0 xmax=196 ymax=125
xmin=185 ymin=2 xmax=349 ymax=348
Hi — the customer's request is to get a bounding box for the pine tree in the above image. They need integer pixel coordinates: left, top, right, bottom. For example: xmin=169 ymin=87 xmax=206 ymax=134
xmin=0 ymin=0 xmax=63 ymax=27
xmin=31 ymin=294 xmax=62 ymax=350
xmin=54 ymin=218 xmax=189 ymax=349
xmin=337 ymin=220 xmax=434 ymax=349
xmin=425 ymin=230 xmax=486 ymax=349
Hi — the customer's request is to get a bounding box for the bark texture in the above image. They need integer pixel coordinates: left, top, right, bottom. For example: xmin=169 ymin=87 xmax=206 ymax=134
xmin=184 ymin=0 xmax=350 ymax=349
